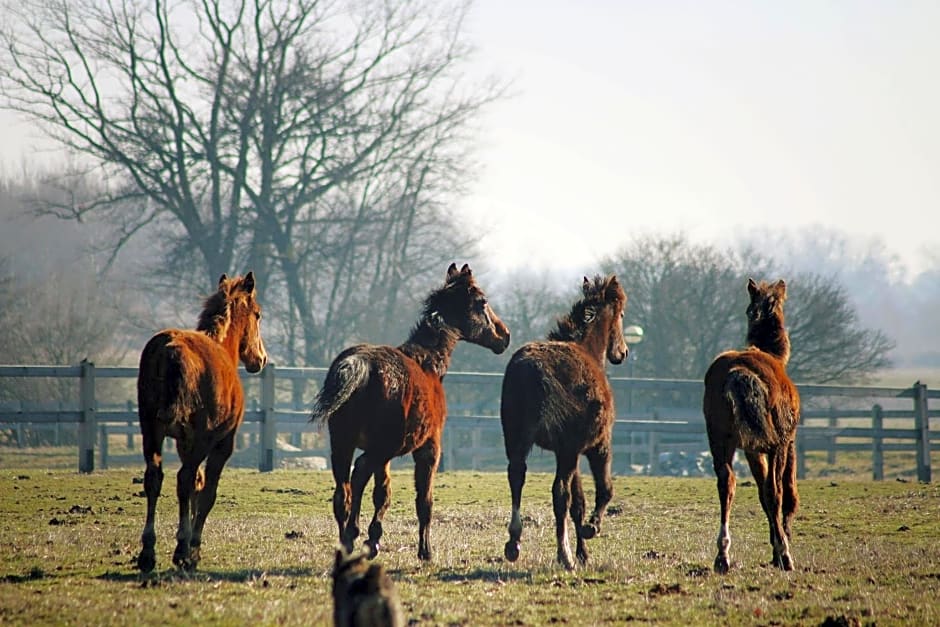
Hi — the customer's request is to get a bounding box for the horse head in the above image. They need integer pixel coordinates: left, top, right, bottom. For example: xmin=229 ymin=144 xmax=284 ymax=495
xmin=745 ymin=277 xmax=789 ymax=362
xmin=221 ymin=271 xmax=268 ymax=373
xmin=431 ymin=263 xmax=510 ymax=354
xmin=588 ymin=275 xmax=628 ymax=365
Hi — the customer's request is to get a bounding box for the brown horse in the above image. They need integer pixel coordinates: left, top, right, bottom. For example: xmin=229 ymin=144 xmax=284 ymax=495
xmin=703 ymin=278 xmax=800 ymax=573
xmin=332 ymin=548 xmax=405 ymax=627
xmin=500 ymin=275 xmax=627 ymax=569
xmin=136 ymin=272 xmax=267 ymax=572
xmin=312 ymin=263 xmax=510 ymax=561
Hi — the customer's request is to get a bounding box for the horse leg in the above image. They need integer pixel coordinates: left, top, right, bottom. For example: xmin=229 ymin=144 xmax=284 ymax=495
xmin=552 ymin=451 xmax=579 ymax=570
xmin=364 ymin=460 xmax=392 ymax=559
xmin=744 ymin=449 xmax=769 ymax=518
xmin=136 ymin=427 xmax=165 ymax=573
xmin=504 ymin=453 xmax=528 ymax=562
xmin=344 ymin=452 xmax=375 ymax=553
xmin=413 ymin=439 xmax=441 ymax=561
xmin=569 ymin=469 xmax=589 ymax=565
xmin=582 ymin=443 xmax=614 ymax=539
xmin=188 ymin=434 xmax=234 ymax=569
xmin=782 ymin=439 xmax=799 ymax=540
xmin=765 ymin=448 xmax=794 ymax=570
xmin=172 ymin=460 xmax=202 ymax=570
xmin=712 ymin=442 xmax=737 ymax=574
xmin=330 ymin=444 xmax=356 ymax=552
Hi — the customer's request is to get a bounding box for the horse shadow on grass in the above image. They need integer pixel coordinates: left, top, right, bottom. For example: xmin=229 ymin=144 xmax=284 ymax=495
xmin=429 ymin=567 xmax=533 ymax=584
xmin=97 ymin=566 xmax=317 ymax=585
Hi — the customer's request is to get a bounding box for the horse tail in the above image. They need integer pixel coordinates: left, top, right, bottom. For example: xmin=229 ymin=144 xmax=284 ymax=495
xmin=137 ymin=333 xmax=188 ymax=426
xmin=311 ymin=353 xmax=370 ymax=425
xmin=724 ymin=368 xmax=769 ymax=438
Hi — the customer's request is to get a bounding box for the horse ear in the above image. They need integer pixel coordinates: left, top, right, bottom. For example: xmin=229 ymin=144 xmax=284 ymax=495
xmin=243 ymin=271 xmax=256 ymax=294
xmin=582 ymin=276 xmax=591 ymax=295
xmin=460 ymin=263 xmax=471 ymax=277
xmin=605 ymin=275 xmax=621 ymax=300
xmin=747 ymin=277 xmax=759 ymax=299
xmin=218 ymin=273 xmax=228 ymax=290
xmin=774 ymin=279 xmax=787 ymax=300
xmin=446 ymin=263 xmax=459 ymax=282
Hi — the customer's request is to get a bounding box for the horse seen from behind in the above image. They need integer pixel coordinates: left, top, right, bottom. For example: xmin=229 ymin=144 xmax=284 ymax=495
xmin=136 ymin=272 xmax=267 ymax=572
xmin=312 ymin=263 xmax=510 ymax=561
xmin=500 ymin=275 xmax=627 ymax=569
xmin=703 ymin=278 xmax=800 ymax=573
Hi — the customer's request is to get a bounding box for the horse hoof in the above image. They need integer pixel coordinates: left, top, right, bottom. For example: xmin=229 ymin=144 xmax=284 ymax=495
xmin=558 ymin=552 xmax=575 ymax=571
xmin=136 ymin=551 xmax=156 ymax=573
xmin=576 ymin=549 xmax=588 ymax=565
xmin=776 ymin=553 xmax=794 ymax=571
xmin=504 ymin=541 xmax=520 ymax=562
xmin=580 ymin=523 xmax=598 ymax=540
xmin=365 ymin=541 xmax=380 ymax=559
xmin=417 ymin=548 xmax=432 ymax=562
xmin=714 ymin=555 xmax=730 ymax=574
xmin=172 ymin=548 xmax=197 ymax=572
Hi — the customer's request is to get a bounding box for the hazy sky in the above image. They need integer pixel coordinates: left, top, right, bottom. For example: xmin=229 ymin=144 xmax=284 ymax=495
xmin=3 ymin=1 xmax=939 ymax=279
xmin=461 ymin=1 xmax=940 ymax=277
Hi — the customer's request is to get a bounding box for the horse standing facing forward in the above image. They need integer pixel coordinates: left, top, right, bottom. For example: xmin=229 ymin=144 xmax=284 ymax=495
xmin=312 ymin=263 xmax=510 ymax=561
xmin=703 ymin=278 xmax=800 ymax=573
xmin=500 ymin=275 xmax=627 ymax=570
xmin=136 ymin=272 xmax=267 ymax=572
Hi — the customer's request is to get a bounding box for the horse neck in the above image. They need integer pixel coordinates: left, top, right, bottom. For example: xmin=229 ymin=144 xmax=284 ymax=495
xmin=203 ymin=317 xmax=242 ymax=367
xmin=747 ymin=317 xmax=791 ymax=364
xmin=549 ymin=321 xmax=608 ymax=366
xmin=578 ymin=326 xmax=609 ymax=366
xmin=399 ymin=319 xmax=460 ymax=378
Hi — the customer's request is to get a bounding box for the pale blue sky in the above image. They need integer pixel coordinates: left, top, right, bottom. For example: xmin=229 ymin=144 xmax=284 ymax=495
xmin=3 ymin=1 xmax=939 ymax=278
xmin=462 ymin=1 xmax=940 ymax=276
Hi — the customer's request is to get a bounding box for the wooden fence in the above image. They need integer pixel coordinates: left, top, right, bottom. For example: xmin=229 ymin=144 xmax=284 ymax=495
xmin=0 ymin=362 xmax=937 ymax=481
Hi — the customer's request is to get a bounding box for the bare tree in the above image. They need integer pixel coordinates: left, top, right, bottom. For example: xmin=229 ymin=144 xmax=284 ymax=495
xmin=601 ymin=234 xmax=894 ymax=384
xmin=1 ymin=0 xmax=503 ymax=365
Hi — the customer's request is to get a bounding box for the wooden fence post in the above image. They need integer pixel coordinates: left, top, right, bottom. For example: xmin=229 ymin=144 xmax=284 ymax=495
xmin=871 ymin=404 xmax=883 ymax=481
xmin=290 ymin=377 xmax=304 ymax=448
xmin=827 ymin=405 xmax=837 ymax=465
xmin=78 ymin=360 xmax=96 ymax=473
xmin=913 ymin=382 xmax=931 ymax=483
xmin=99 ymin=424 xmax=109 ymax=470
xmin=126 ymin=400 xmax=135 ymax=449
xmin=259 ymin=364 xmax=276 ymax=472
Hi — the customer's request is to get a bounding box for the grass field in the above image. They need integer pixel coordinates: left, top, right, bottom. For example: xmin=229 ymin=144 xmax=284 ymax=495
xmin=1 ymin=466 xmax=938 ymax=626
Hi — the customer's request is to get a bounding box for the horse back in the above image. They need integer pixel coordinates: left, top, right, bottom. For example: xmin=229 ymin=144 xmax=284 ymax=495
xmin=501 ymin=341 xmax=614 ymax=452
xmin=704 ymin=348 xmax=799 ymax=449
xmin=325 ymin=344 xmax=446 ymax=456
xmin=138 ymin=329 xmax=245 ymax=437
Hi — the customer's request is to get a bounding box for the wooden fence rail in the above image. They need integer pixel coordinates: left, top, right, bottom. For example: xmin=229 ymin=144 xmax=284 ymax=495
xmin=0 ymin=363 xmax=936 ymax=480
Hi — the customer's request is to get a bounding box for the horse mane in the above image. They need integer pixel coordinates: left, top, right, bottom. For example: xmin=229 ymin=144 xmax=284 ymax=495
xmin=196 ymin=286 xmax=231 ymax=341
xmin=399 ymin=273 xmax=468 ymax=376
xmin=548 ymin=275 xmax=624 ymax=342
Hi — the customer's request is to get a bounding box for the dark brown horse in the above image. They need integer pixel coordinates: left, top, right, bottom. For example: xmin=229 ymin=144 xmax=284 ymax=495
xmin=136 ymin=272 xmax=267 ymax=572
xmin=703 ymin=278 xmax=800 ymax=573
xmin=312 ymin=263 xmax=510 ymax=561
xmin=500 ymin=275 xmax=627 ymax=569
xmin=332 ymin=548 xmax=405 ymax=627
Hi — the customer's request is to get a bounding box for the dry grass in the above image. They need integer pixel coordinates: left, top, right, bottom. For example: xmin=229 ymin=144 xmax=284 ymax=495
xmin=0 ymin=467 xmax=938 ymax=626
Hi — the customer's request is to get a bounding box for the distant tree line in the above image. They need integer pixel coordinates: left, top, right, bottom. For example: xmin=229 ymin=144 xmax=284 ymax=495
xmin=0 ymin=0 xmax=919 ymax=402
